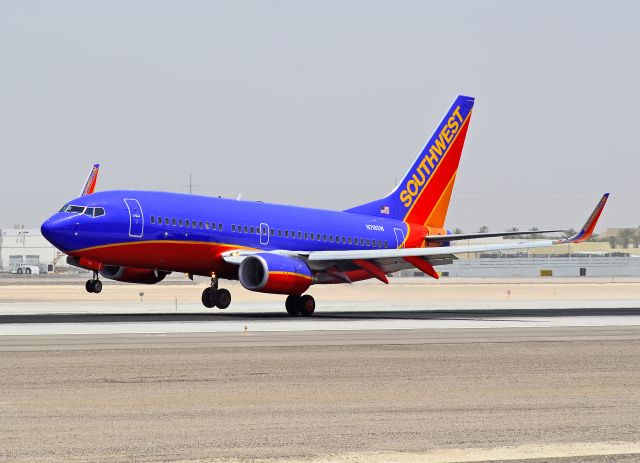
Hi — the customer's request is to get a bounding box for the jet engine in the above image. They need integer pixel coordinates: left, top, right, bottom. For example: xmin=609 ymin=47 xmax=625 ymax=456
xmin=99 ymin=265 xmax=169 ymax=284
xmin=238 ymin=253 xmax=312 ymax=294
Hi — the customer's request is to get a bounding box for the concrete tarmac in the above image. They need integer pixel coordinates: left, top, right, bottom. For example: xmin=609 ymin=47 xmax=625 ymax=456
xmin=1 ymin=280 xmax=640 ymax=462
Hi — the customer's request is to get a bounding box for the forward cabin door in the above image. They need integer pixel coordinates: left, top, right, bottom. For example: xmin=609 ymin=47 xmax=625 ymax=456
xmin=124 ymin=198 xmax=144 ymax=238
xmin=259 ymin=223 xmax=270 ymax=246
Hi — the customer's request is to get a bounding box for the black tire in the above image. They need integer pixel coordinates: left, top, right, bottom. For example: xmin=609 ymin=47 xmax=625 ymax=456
xmin=299 ymin=295 xmax=315 ymax=317
xmin=285 ymin=295 xmax=301 ymax=316
xmin=85 ymin=280 xmax=94 ymax=293
xmin=25 ymin=267 xmax=32 ymax=275
xmin=201 ymin=287 xmax=216 ymax=308
xmin=16 ymin=268 xmax=23 ymax=275
xmin=93 ymin=280 xmax=102 ymax=294
xmin=216 ymin=288 xmax=231 ymax=309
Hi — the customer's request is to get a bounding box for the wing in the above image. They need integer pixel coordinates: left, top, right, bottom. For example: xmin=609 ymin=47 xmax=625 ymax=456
xmin=79 ymin=164 xmax=100 ymax=196
xmin=222 ymin=193 xmax=609 ymax=283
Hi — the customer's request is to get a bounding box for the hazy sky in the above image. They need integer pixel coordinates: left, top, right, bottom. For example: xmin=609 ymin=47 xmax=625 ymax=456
xmin=1 ymin=1 xmax=638 ymax=232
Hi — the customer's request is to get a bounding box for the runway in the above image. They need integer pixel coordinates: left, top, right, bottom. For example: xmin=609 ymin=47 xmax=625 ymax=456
xmin=1 ymin=281 xmax=639 ymax=462
xmin=1 ymin=306 xmax=640 ymax=340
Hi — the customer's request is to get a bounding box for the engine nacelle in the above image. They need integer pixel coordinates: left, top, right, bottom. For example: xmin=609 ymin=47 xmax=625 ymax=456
xmin=238 ymin=253 xmax=312 ymax=294
xmin=99 ymin=265 xmax=168 ymax=284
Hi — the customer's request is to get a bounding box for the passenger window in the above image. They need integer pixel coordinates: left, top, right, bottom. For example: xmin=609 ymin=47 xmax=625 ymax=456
xmin=335 ymin=235 xmax=339 ymax=242
xmin=348 ymin=237 xmax=352 ymax=244
xmin=250 ymin=226 xmax=254 ymax=234
xmin=316 ymin=233 xmax=321 ymax=240
xmin=341 ymin=236 xmax=346 ymax=244
xmin=278 ymin=229 xmax=282 ymax=237
xmin=270 ymin=228 xmax=275 ymax=236
xmin=304 ymin=232 xmax=308 ymax=239
xmin=323 ymin=234 xmax=327 ymax=242
xmin=329 ymin=235 xmax=333 ymax=242
xmin=205 ymin=222 xmax=210 ymax=229
xmin=192 ymin=221 xmax=197 ymax=229
xmin=218 ymin=224 xmax=223 ymax=231
xmin=151 ymin=216 xmax=155 ymax=224
xmin=310 ymin=234 xmax=314 ymax=241
xmin=243 ymin=225 xmax=248 ymax=233
xmin=199 ymin=221 xmax=203 ymax=229
xmin=384 ymin=240 xmax=388 ymax=248
xmin=172 ymin=218 xmax=176 ymax=226
xmin=366 ymin=239 xmax=371 ymax=246
xmin=285 ymin=230 xmax=289 ymax=237
xmin=372 ymin=240 xmax=377 ymax=248
xmin=165 ymin=218 xmax=170 ymax=225
xmin=232 ymin=224 xmax=236 ymax=232
xmin=360 ymin=238 xmax=365 ymax=245
xmin=378 ymin=240 xmax=383 ymax=248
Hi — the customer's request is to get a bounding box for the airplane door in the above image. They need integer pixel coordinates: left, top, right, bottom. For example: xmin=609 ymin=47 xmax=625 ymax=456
xmin=394 ymin=227 xmax=405 ymax=249
xmin=259 ymin=223 xmax=270 ymax=246
xmin=124 ymin=198 xmax=144 ymax=238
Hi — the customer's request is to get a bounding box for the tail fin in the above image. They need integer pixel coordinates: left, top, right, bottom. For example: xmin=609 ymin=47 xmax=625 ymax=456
xmin=345 ymin=95 xmax=474 ymax=228
xmin=79 ymin=164 xmax=100 ymax=196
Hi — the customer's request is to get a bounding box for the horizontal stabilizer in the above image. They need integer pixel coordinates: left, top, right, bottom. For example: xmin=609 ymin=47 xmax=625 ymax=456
xmin=425 ymin=229 xmax=563 ymax=243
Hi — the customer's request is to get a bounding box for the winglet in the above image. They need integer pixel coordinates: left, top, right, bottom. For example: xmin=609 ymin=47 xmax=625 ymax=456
xmin=555 ymin=193 xmax=609 ymax=244
xmin=79 ymin=164 xmax=100 ymax=196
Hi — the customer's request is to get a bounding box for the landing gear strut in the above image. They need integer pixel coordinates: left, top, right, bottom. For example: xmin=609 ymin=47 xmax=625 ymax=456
xmin=285 ymin=294 xmax=315 ymax=317
xmin=85 ymin=271 xmax=102 ymax=294
xmin=202 ymin=274 xmax=232 ymax=309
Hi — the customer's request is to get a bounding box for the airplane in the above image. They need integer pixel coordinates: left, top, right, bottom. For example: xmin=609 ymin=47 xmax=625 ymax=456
xmin=41 ymin=95 xmax=609 ymax=316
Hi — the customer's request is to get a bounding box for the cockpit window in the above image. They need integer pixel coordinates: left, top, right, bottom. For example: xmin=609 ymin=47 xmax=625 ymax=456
xmin=66 ymin=205 xmax=86 ymax=214
xmin=62 ymin=204 xmax=105 ymax=217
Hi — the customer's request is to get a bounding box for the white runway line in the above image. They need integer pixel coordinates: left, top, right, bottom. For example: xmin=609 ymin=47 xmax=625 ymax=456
xmin=2 ymin=315 xmax=640 ymax=336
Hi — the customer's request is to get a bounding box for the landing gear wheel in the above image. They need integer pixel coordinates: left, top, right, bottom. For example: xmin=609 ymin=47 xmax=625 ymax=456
xmin=85 ymin=279 xmax=102 ymax=293
xmin=16 ymin=268 xmax=23 ymax=275
xmin=285 ymin=295 xmax=302 ymax=316
xmin=25 ymin=267 xmax=32 ymax=275
xmin=216 ymin=288 xmax=231 ymax=309
xmin=299 ymin=295 xmax=315 ymax=317
xmin=201 ymin=287 xmax=217 ymax=308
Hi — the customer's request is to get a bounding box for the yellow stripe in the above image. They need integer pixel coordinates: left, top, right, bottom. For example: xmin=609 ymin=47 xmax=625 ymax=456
xmin=270 ymin=271 xmax=312 ymax=280
xmin=402 ymin=111 xmax=472 ymax=222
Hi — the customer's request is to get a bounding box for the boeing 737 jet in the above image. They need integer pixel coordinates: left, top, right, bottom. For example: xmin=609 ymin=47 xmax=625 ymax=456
xmin=41 ymin=95 xmax=608 ymax=316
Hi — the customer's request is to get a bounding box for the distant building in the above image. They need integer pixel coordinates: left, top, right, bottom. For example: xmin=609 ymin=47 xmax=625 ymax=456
xmin=0 ymin=227 xmax=69 ymax=273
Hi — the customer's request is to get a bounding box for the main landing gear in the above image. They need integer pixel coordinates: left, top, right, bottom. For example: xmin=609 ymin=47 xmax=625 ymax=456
xmin=202 ymin=274 xmax=231 ymax=309
xmin=285 ymin=294 xmax=315 ymax=317
xmin=85 ymin=271 xmax=102 ymax=294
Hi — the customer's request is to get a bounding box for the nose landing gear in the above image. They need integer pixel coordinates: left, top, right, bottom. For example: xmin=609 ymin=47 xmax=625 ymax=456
xmin=285 ymin=294 xmax=315 ymax=317
xmin=85 ymin=271 xmax=102 ymax=293
xmin=201 ymin=274 xmax=232 ymax=309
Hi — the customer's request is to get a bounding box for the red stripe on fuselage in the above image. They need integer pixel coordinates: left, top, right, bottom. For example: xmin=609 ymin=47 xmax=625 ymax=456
xmin=69 ymin=240 xmax=251 ymax=278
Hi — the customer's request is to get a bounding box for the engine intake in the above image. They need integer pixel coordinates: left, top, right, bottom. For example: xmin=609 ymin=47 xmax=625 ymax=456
xmin=99 ymin=265 xmax=168 ymax=284
xmin=239 ymin=253 xmax=312 ymax=294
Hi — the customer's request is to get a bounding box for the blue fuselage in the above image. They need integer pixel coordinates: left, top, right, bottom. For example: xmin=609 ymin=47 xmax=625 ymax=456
xmin=42 ymin=190 xmax=410 ymax=277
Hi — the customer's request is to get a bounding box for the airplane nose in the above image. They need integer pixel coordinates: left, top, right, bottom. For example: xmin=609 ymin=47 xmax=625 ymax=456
xmin=41 ymin=216 xmax=71 ymax=250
